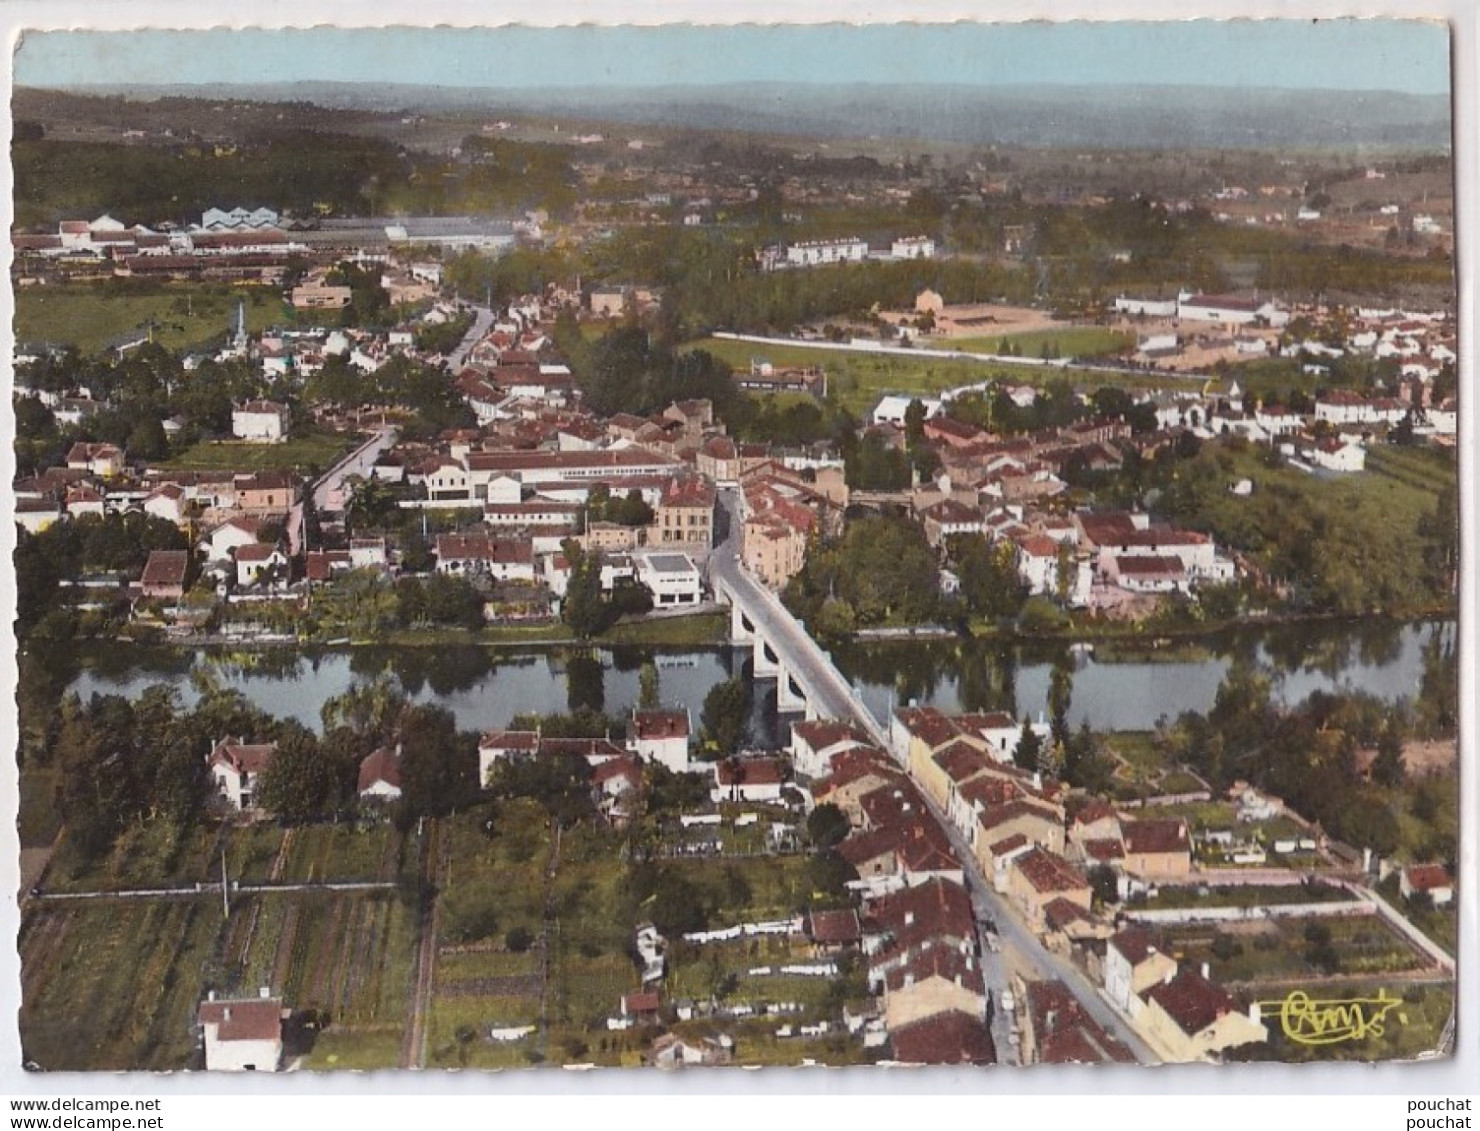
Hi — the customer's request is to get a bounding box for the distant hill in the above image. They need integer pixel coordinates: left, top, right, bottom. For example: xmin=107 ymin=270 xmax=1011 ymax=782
xmin=29 ymin=81 xmax=1452 ymax=152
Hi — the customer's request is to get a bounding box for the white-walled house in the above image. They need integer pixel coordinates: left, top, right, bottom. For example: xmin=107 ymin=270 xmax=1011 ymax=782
xmin=198 ymin=992 xmax=285 ymax=1072
xmin=234 ymin=544 xmax=288 ymax=589
xmin=207 ymin=738 xmax=277 ymax=811
xmin=711 ymin=758 xmax=787 ymax=804
xmin=788 ymin=720 xmax=874 ymax=779
xmin=629 ymin=709 xmax=692 ymax=773
xmin=231 ymin=400 xmax=291 ymax=443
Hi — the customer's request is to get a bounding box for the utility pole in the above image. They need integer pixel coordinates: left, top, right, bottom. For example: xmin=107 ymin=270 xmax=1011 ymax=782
xmin=220 ymin=847 xmax=230 ymax=918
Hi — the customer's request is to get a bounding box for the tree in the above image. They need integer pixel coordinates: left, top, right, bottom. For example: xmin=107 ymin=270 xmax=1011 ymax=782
xmin=701 ymin=677 xmax=751 ymax=757
xmin=560 ymin=541 xmax=607 ymax=640
xmin=1047 ymin=659 xmax=1073 ymax=748
xmin=1013 ymin=719 xmax=1042 ymax=774
xmin=806 ymin=803 xmax=851 ymax=850
xmin=256 ymin=726 xmax=333 ymax=822
xmin=638 ymin=662 xmax=661 ymax=710
xmin=1370 ymin=720 xmax=1406 ymax=788
xmin=397 ymin=704 xmax=478 ymax=824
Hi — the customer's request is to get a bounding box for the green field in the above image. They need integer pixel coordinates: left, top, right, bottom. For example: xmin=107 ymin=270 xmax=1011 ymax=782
xmin=15 ymin=283 xmax=284 ymax=356
xmin=1159 ymin=913 xmax=1430 ymax=986
xmin=688 ymin=335 xmax=1134 ymax=418
xmin=20 ymin=899 xmax=231 ymax=1070
xmin=948 ymin=326 xmax=1135 ymax=359
xmin=161 ymin=432 xmax=357 ymax=474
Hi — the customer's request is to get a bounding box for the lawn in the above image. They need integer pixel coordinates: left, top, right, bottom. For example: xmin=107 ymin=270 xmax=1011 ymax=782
xmin=15 ymin=282 xmax=284 ymax=356
xmin=160 ymin=431 xmax=357 ymax=475
xmin=947 ymin=326 xmax=1135 ymax=359
xmin=1245 ymin=979 xmax=1454 ymax=1064
xmin=601 ymin=611 xmax=728 ymax=647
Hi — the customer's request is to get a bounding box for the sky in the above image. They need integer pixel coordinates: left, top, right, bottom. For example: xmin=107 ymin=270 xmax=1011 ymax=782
xmin=12 ymin=20 xmax=1452 ymax=95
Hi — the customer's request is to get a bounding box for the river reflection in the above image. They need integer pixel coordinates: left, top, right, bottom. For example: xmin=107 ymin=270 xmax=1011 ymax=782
xmin=68 ymin=618 xmax=1451 ymax=739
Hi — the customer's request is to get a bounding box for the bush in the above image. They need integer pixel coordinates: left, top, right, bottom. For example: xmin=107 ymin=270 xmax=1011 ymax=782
xmin=506 ymin=925 xmax=536 ymax=953
xmin=1210 ymin=934 xmax=1243 ymax=961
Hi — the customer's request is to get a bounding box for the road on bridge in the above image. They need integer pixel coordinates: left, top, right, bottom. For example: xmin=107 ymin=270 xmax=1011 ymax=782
xmin=709 ymin=489 xmax=888 ymax=748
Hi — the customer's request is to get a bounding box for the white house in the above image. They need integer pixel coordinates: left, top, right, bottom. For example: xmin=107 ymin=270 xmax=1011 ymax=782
xmin=629 ymin=709 xmax=692 ymax=773
xmin=1307 ymin=437 xmax=1366 ymax=473
xmin=207 ymin=738 xmax=277 ymax=811
xmin=234 ymin=543 xmax=288 ymax=589
xmin=633 ymin=552 xmax=703 ymax=606
xmin=231 ymin=400 xmax=290 ymax=443
xmin=357 ymin=746 xmax=403 ymax=802
xmin=198 ymin=992 xmax=285 ymax=1072
xmin=1114 ymin=295 xmax=1179 ymax=318
xmin=200 ymin=516 xmax=263 ymax=562
xmin=872 ymin=394 xmax=943 ymax=427
xmin=788 ymin=720 xmax=874 ymax=779
xmin=477 ymin=730 xmax=541 ymax=785
xmin=1400 ymin=864 xmax=1454 ymax=907
xmin=143 ymin=483 xmax=188 ymax=527
xmin=711 ymin=758 xmax=787 ymax=805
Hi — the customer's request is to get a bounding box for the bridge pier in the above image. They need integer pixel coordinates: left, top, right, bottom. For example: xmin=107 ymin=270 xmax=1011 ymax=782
xmin=776 ymin=662 xmax=808 ymax=714
xmin=729 ymin=599 xmax=756 ymax=644
xmin=753 ymin=636 xmax=780 ymax=678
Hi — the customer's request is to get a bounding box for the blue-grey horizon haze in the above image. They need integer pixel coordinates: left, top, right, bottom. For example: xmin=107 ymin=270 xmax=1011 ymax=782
xmin=14 ymin=21 xmax=1451 ymax=95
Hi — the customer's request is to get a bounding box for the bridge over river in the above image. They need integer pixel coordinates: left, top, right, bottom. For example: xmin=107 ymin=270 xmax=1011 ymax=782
xmin=707 ymin=490 xmax=889 ymax=749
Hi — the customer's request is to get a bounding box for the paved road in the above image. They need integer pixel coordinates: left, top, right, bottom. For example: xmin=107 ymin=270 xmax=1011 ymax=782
xmin=710 ymin=487 xmax=1156 ymax=1064
xmin=920 ymin=790 xmax=1159 ymax=1065
xmin=446 ymin=305 xmax=495 ymax=372
xmin=312 ymin=426 xmax=400 ymax=515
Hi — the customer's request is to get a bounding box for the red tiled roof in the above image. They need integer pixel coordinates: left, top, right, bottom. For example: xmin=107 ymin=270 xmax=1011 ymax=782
xmin=632 ymin=710 xmax=689 ymax=740
xmin=1025 ymin=980 xmax=1136 ymax=1065
xmin=889 ymin=1010 xmax=995 ymax=1066
xmin=884 ymin=945 xmax=984 ymax=995
xmin=209 ymin=739 xmax=276 ymax=776
xmin=479 ymin=730 xmax=540 ymax=751
xmin=199 ymin=998 xmax=284 ymax=1044
xmin=791 ymin=719 xmax=872 ymax=754
xmin=714 ymin=758 xmax=786 ymax=787
xmin=933 ymin=740 xmax=993 ymax=785
xmin=1110 ymin=926 xmax=1163 ymax=968
xmin=807 ymin=908 xmax=862 ymax=946
xmin=1122 ymin=818 xmax=1190 ymax=856
xmin=140 ymin=550 xmax=189 ymax=588
xmin=1142 ymin=968 xmax=1238 ymax=1038
xmin=894 ymin=706 xmax=960 ymax=751
xmin=357 ymin=746 xmax=402 ymax=793
xmin=1012 ymin=847 xmax=1089 ymax=896
xmin=1404 ymin=863 xmax=1452 ymax=892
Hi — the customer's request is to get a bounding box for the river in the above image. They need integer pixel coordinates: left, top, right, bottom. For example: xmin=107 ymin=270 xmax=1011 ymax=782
xmin=66 ymin=618 xmax=1453 ymax=739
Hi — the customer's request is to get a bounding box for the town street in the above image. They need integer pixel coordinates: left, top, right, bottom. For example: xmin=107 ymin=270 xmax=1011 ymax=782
xmin=445 ymin=304 xmax=495 ymax=372
xmin=710 ymin=489 xmax=1157 ymax=1065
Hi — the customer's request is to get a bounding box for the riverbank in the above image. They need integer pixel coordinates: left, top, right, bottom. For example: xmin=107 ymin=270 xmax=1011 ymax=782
xmin=126 ymin=610 xmax=731 ymax=651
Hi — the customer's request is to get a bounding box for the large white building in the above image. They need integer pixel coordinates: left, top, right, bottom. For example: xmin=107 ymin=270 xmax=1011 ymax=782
xmin=633 ymin=552 xmax=704 ymax=606
xmin=785 ymin=238 xmax=868 ymax=267
xmin=891 ymin=235 xmax=936 ymax=260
